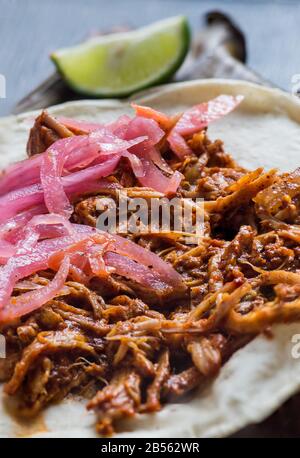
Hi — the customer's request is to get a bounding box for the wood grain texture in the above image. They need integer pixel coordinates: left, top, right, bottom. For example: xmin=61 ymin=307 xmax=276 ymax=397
xmin=0 ymin=0 xmax=299 ymax=115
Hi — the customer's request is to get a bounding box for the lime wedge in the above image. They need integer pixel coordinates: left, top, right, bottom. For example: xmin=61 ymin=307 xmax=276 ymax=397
xmin=51 ymin=16 xmax=190 ymax=97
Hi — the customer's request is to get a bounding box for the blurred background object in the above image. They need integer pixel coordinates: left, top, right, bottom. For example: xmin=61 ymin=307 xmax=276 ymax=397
xmin=0 ymin=0 xmax=299 ymax=115
xmin=14 ymin=11 xmax=262 ymax=114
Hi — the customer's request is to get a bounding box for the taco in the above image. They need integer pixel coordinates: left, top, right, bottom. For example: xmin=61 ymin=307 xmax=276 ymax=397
xmin=0 ymin=79 xmax=300 ymax=438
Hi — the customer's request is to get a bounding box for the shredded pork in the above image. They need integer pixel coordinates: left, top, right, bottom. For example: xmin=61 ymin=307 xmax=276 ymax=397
xmin=1 ymin=111 xmax=300 ymax=435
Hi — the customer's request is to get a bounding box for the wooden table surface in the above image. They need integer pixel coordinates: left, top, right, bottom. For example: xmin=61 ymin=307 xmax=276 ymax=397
xmin=0 ymin=0 xmax=299 ymax=116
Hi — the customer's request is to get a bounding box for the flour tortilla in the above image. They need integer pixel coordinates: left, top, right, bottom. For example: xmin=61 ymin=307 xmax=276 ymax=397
xmin=1 ymin=79 xmax=300 ymax=438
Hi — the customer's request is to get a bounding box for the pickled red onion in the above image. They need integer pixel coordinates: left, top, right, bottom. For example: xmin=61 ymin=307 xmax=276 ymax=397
xmin=58 ymin=117 xmax=104 ymax=134
xmin=104 ymin=251 xmax=171 ymax=291
xmin=125 ymin=120 xmax=182 ymax=195
xmin=0 ymin=136 xmax=93 ymax=196
xmin=168 ymin=95 xmax=244 ymax=158
xmin=131 ymin=103 xmax=172 ymax=130
xmin=0 ymin=158 xmax=120 ymax=223
xmin=40 ymin=139 xmax=74 ymax=217
xmin=0 ymin=256 xmax=70 ymax=322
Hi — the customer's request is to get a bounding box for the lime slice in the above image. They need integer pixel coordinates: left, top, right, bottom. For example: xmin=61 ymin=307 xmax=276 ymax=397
xmin=51 ymin=16 xmax=190 ymax=97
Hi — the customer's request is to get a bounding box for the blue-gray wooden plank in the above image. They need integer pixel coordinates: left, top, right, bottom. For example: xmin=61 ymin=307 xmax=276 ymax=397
xmin=0 ymin=0 xmax=299 ymax=115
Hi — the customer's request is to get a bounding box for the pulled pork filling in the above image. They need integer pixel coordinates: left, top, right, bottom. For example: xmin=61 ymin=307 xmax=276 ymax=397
xmin=1 ymin=100 xmax=300 ymax=436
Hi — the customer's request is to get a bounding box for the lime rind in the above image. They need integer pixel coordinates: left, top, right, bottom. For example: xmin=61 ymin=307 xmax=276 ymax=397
xmin=51 ymin=16 xmax=190 ymax=98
